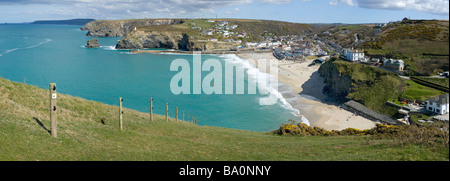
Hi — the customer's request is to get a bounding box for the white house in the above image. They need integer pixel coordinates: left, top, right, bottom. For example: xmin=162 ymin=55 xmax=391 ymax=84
xmin=267 ymin=42 xmax=282 ymax=47
xmin=244 ymin=42 xmax=258 ymax=48
xmin=257 ymin=42 xmax=268 ymax=48
xmin=218 ymin=21 xmax=228 ymax=27
xmin=426 ymin=94 xmax=449 ymax=115
xmin=343 ymin=48 xmax=364 ymax=61
xmin=343 ymin=48 xmax=365 ymax=62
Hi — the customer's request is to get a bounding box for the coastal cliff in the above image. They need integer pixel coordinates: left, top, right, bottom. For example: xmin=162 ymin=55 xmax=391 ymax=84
xmin=81 ymin=19 xmax=185 ymax=37
xmin=115 ymin=30 xmax=209 ymax=51
xmin=318 ymin=59 xmax=406 ymax=116
xmin=318 ymin=60 xmax=352 ymax=101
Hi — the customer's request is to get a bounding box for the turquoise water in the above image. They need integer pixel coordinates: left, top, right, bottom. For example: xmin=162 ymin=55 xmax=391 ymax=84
xmin=0 ymin=24 xmax=299 ymax=132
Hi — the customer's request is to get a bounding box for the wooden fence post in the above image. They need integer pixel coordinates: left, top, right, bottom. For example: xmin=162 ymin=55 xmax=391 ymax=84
xmin=183 ymin=111 xmax=185 ymax=122
xmin=150 ymin=98 xmax=153 ymax=122
xmin=49 ymin=83 xmax=57 ymax=138
xmin=187 ymin=113 xmax=189 ymax=122
xmin=166 ymin=103 xmax=168 ymax=121
xmin=119 ymin=97 xmax=123 ymax=130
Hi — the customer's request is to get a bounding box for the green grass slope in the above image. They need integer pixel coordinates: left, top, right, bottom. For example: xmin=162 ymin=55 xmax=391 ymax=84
xmin=0 ymin=77 xmax=448 ymax=161
xmin=362 ymin=20 xmax=449 ymax=75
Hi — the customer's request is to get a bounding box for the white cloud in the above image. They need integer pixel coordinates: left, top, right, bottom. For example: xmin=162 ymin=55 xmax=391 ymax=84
xmin=225 ymin=8 xmax=240 ymax=14
xmin=0 ymin=0 xmax=254 ymax=20
xmin=329 ymin=0 xmax=338 ymax=5
xmin=329 ymin=0 xmax=355 ymax=6
xmin=259 ymin=0 xmax=292 ymax=4
xmin=329 ymin=0 xmax=449 ymax=15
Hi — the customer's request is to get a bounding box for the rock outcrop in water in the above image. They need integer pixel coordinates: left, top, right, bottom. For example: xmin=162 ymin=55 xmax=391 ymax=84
xmin=86 ymin=38 xmax=101 ymax=48
xmin=115 ymin=30 xmax=209 ymax=51
xmin=81 ymin=19 xmax=185 ymax=37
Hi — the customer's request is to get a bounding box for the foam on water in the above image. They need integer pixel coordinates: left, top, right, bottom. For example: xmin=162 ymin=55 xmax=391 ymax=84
xmin=102 ymin=46 xmax=117 ymax=50
xmin=218 ymin=54 xmax=309 ymax=125
xmin=0 ymin=38 xmax=51 ymax=57
xmin=26 ymin=38 xmax=52 ymax=49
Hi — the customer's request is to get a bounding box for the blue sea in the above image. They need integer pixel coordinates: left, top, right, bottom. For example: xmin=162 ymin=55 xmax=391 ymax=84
xmin=0 ymin=24 xmax=301 ymax=132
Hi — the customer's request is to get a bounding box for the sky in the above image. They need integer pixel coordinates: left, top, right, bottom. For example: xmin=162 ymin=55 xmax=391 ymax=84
xmin=0 ymin=0 xmax=448 ymax=24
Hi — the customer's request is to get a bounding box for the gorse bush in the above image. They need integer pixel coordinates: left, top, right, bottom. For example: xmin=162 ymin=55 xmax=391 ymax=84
xmin=275 ymin=120 xmax=449 ymax=147
xmin=364 ymin=21 xmax=446 ymax=49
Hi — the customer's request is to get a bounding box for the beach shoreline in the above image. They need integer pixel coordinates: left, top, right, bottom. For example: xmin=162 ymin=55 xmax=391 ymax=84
xmin=134 ymin=49 xmax=378 ymax=130
xmin=235 ymin=52 xmax=378 ymax=131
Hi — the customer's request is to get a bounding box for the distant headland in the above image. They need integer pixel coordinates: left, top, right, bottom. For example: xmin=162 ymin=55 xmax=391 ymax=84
xmin=31 ymin=19 xmax=95 ymax=25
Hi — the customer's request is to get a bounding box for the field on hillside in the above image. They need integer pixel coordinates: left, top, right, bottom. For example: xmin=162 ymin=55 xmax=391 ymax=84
xmin=401 ymin=80 xmax=445 ymax=101
xmin=362 ymin=20 xmax=449 ymax=75
xmin=0 ymin=77 xmax=448 ymax=161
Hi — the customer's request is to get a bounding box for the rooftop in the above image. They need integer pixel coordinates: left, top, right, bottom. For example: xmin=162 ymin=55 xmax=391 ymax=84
xmin=345 ymin=48 xmax=364 ymax=53
xmin=427 ymin=94 xmax=449 ymax=104
xmin=344 ymin=100 xmax=398 ymax=124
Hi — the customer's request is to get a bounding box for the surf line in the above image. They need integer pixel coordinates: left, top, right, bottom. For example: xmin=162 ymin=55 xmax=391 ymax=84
xmin=169 ymin=51 xmax=280 ymax=106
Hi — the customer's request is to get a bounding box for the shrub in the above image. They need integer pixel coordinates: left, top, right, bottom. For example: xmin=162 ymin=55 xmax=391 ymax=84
xmin=274 ymin=121 xmax=449 ymax=147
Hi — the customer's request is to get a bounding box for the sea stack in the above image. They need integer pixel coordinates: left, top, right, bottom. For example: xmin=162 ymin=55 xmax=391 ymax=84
xmin=86 ymin=38 xmax=100 ymax=48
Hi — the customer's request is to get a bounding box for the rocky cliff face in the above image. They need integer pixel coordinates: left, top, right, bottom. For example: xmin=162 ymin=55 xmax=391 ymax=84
xmin=318 ymin=60 xmax=353 ymax=101
xmin=81 ymin=19 xmax=185 ymax=37
xmin=115 ymin=30 xmax=209 ymax=51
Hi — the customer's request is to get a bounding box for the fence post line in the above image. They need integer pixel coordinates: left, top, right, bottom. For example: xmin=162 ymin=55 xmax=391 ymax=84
xmin=119 ymin=97 xmax=123 ymax=131
xmin=187 ymin=113 xmax=189 ymax=123
xmin=166 ymin=103 xmax=168 ymax=121
xmin=183 ymin=111 xmax=185 ymax=122
xmin=176 ymin=107 xmax=178 ymax=121
xmin=150 ymin=98 xmax=153 ymax=122
xmin=49 ymin=83 xmax=57 ymax=138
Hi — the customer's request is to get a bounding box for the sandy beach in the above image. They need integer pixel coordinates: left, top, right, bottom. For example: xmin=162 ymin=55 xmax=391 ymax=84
xmin=237 ymin=52 xmax=378 ymax=131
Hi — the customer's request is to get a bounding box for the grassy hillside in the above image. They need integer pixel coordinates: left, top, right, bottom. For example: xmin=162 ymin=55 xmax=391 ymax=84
xmin=0 ymin=77 xmax=448 ymax=161
xmin=401 ymin=80 xmax=445 ymax=101
xmin=362 ymin=20 xmax=449 ymax=75
xmin=137 ymin=19 xmax=312 ymax=45
xmin=316 ymin=24 xmax=375 ymax=48
xmin=228 ymin=19 xmax=312 ymax=41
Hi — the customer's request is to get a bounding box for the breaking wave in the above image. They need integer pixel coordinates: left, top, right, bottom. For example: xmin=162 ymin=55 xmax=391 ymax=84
xmin=218 ymin=54 xmax=309 ymax=125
